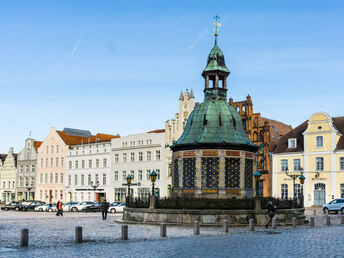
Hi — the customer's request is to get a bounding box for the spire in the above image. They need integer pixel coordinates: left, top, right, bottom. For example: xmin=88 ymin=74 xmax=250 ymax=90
xmin=189 ymin=88 xmax=195 ymax=98
xmin=179 ymin=90 xmax=184 ymax=100
xmin=213 ymin=15 xmax=220 ymax=46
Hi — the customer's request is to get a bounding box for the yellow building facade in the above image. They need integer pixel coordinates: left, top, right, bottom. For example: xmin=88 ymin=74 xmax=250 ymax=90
xmin=272 ymin=112 xmax=344 ymax=207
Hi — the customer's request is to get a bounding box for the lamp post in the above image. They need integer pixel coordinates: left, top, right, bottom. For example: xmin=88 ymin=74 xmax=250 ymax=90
xmin=285 ymin=167 xmax=305 ymax=199
xmin=254 ymin=171 xmax=261 ymax=197
xmin=126 ymin=175 xmax=132 ymax=198
xmin=150 ymin=170 xmax=157 ymax=195
xmin=25 ymin=183 xmax=33 ymax=201
xmin=90 ymin=181 xmax=99 ymax=202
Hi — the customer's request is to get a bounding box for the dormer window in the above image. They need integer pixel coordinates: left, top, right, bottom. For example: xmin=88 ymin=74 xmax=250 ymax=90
xmin=288 ymin=138 xmax=297 ymax=148
xmin=316 ymin=136 xmax=323 ymax=148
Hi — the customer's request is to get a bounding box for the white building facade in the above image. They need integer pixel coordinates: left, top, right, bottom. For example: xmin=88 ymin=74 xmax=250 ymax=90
xmin=66 ymin=141 xmax=113 ymax=202
xmin=0 ymin=147 xmax=17 ymax=203
xmin=111 ymin=131 xmax=168 ymax=201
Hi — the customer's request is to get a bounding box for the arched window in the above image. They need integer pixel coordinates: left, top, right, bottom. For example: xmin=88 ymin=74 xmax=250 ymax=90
xmin=253 ymin=132 xmax=258 ymax=142
xmin=253 ymin=116 xmax=258 ymax=128
xmin=260 ymin=131 xmax=264 ymax=142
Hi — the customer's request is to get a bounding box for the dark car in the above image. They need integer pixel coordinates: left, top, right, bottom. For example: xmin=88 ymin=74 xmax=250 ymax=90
xmin=82 ymin=202 xmax=102 ymax=212
xmin=1 ymin=201 xmax=21 ymax=211
xmin=18 ymin=201 xmax=45 ymax=211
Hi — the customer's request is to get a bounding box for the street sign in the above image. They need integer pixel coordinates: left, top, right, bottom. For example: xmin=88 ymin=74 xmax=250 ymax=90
xmin=122 ymin=182 xmax=141 ymax=186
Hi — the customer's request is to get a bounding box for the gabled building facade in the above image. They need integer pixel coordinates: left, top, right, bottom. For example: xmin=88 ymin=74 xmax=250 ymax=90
xmin=0 ymin=147 xmax=17 ymax=203
xmin=272 ymin=112 xmax=344 ymax=207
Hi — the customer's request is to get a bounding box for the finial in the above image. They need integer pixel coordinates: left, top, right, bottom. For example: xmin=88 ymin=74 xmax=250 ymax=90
xmin=213 ymin=15 xmax=221 ymax=43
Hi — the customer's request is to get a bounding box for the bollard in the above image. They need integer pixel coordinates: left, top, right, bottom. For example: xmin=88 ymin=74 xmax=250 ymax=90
xmin=313 ymin=210 xmax=316 ymax=216
xmin=272 ymin=218 xmax=277 ymax=229
xmin=292 ymin=217 xmax=297 ymax=229
xmin=75 ymin=226 xmax=82 ymax=244
xmin=194 ymin=221 xmax=200 ymax=235
xmin=223 ymin=220 xmax=228 ymax=233
xmin=121 ymin=225 xmax=128 ymax=240
xmin=326 ymin=216 xmax=331 ymax=226
xmin=310 ymin=217 xmax=315 ymax=226
xmin=160 ymin=223 xmax=167 ymax=237
xmin=21 ymin=229 xmax=29 ymax=247
xmin=341 ymin=215 xmax=344 ymax=225
xmin=249 ymin=219 xmax=254 ymax=231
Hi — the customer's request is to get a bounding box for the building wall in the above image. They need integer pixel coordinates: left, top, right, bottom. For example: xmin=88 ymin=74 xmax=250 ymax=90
xmin=0 ymin=148 xmax=17 ymax=203
xmin=66 ymin=141 xmax=112 ymax=202
xmin=36 ymin=127 xmax=68 ymax=203
xmin=111 ymin=132 xmax=167 ymax=201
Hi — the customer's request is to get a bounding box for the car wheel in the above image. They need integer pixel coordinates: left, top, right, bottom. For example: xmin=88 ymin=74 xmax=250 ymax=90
xmin=39 ymin=208 xmax=43 ymax=212
xmin=111 ymin=208 xmax=116 ymax=214
xmin=48 ymin=208 xmax=53 ymax=212
xmin=4 ymin=207 xmax=8 ymax=211
xmin=72 ymin=207 xmax=77 ymax=212
xmin=323 ymin=207 xmax=329 ymax=214
xmin=15 ymin=207 xmax=19 ymax=211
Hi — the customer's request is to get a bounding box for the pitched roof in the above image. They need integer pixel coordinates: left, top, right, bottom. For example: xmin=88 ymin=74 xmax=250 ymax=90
xmin=34 ymin=141 xmax=43 ymax=150
xmin=56 ymin=131 xmax=119 ymax=146
xmin=147 ymin=129 xmax=165 ymax=134
xmin=0 ymin=154 xmax=7 ymax=164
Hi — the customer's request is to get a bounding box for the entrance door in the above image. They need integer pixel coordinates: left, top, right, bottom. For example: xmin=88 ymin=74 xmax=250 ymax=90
xmin=96 ymin=193 xmax=106 ymax=203
xmin=314 ymin=183 xmax=326 ymax=206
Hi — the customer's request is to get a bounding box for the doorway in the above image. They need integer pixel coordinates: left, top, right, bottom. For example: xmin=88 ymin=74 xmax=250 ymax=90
xmin=96 ymin=193 xmax=106 ymax=203
xmin=314 ymin=183 xmax=326 ymax=206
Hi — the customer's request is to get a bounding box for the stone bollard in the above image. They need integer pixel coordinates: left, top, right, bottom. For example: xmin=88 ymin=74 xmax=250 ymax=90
xmin=310 ymin=217 xmax=315 ymax=226
xmin=121 ymin=225 xmax=128 ymax=240
xmin=223 ymin=220 xmax=228 ymax=233
xmin=292 ymin=217 xmax=297 ymax=229
xmin=160 ymin=223 xmax=167 ymax=237
xmin=75 ymin=226 xmax=82 ymax=244
xmin=313 ymin=210 xmax=316 ymax=216
xmin=21 ymin=229 xmax=29 ymax=247
xmin=194 ymin=221 xmax=200 ymax=235
xmin=249 ymin=219 xmax=254 ymax=231
xmin=326 ymin=216 xmax=331 ymax=226
xmin=341 ymin=215 xmax=344 ymax=225
xmin=272 ymin=218 xmax=277 ymax=229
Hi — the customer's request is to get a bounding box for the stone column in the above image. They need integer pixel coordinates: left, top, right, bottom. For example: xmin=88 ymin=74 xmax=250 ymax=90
xmin=215 ymin=74 xmax=219 ymax=88
xmin=219 ymin=152 xmax=225 ymax=195
xmin=223 ymin=77 xmax=227 ymax=89
xmin=195 ymin=151 xmax=202 ymax=195
xmin=205 ymin=76 xmax=209 ymax=89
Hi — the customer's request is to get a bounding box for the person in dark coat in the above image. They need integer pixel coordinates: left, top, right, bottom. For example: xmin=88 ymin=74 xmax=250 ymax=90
xmin=265 ymin=201 xmax=276 ymax=228
xmin=101 ymin=199 xmax=110 ymax=220
xmin=56 ymin=200 xmax=63 ymax=216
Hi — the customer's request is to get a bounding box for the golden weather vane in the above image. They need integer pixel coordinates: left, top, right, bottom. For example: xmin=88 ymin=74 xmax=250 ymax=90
xmin=213 ymin=15 xmax=221 ymax=37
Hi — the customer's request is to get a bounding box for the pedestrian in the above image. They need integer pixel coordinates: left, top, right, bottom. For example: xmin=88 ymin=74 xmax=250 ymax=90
xmin=265 ymin=201 xmax=276 ymax=228
xmin=56 ymin=200 xmax=63 ymax=216
xmin=101 ymin=199 xmax=110 ymax=220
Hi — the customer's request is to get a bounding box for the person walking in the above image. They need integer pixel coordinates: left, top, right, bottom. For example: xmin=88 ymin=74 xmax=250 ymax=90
xmin=265 ymin=201 xmax=276 ymax=228
xmin=56 ymin=200 xmax=63 ymax=216
xmin=101 ymin=199 xmax=110 ymax=220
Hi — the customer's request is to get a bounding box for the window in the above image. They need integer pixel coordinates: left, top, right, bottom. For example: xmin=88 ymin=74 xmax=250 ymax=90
xmin=341 ymin=184 xmax=344 ymax=198
xmin=95 ymin=174 xmax=99 ymax=183
xmin=315 ymin=157 xmax=324 ymax=171
xmin=75 ymin=160 xmax=79 ymax=169
xmin=147 ymin=151 xmax=151 ymax=161
xmin=114 ymin=171 xmax=119 ymax=181
xmin=130 ymin=170 xmax=135 ymax=180
xmin=130 ymin=152 xmax=135 ymax=162
xmin=156 ymin=151 xmax=161 ymax=160
xmin=46 ymin=146 xmax=48 ymax=154
xmin=69 ymin=161 xmax=72 ymax=169
xmin=139 ymin=152 xmax=143 ymax=161
xmin=288 ymin=138 xmax=296 ymax=148
xmin=281 ymin=184 xmax=288 ymax=199
xmin=122 ymin=171 xmax=127 ymax=181
xmin=61 ymin=157 xmax=64 ymax=167
xmin=81 ymin=175 xmax=85 ymax=185
xmin=340 ymin=157 xmax=344 ymax=170
xmin=25 ymin=165 xmax=30 ymax=172
xmin=74 ymin=175 xmax=78 ymax=185
xmin=156 ymin=169 xmax=160 ymax=180
xmin=45 ymin=158 xmax=48 ymax=167
xmin=103 ymin=174 xmax=106 ymax=185
xmin=51 ymin=146 xmax=54 ymax=154
xmin=123 ymin=153 xmax=127 ymax=163
xmin=50 ymin=158 xmax=53 ymax=167
xmin=103 ymin=158 xmax=107 ymax=167
xmin=281 ymin=159 xmax=288 ymax=172
xmin=20 ymin=177 xmax=23 ymax=187
xmin=114 ymin=154 xmax=119 ymax=163
xmin=56 ymin=145 xmax=59 ymax=153
xmin=44 ymin=174 xmax=47 ymax=183
xmin=293 ymin=159 xmax=301 ymax=171
xmin=60 ymin=173 xmax=64 ymax=184
xmin=146 ymin=169 xmax=151 ymax=180
xmin=295 ymin=184 xmax=303 ymax=199
xmin=68 ymin=175 xmax=71 ymax=185
xmin=138 ymin=170 xmax=143 ymax=180
xmin=20 ymin=165 xmax=24 ymax=172
xmin=56 ymin=157 xmax=59 ymax=167
xmin=82 ymin=160 xmax=85 ymax=168
xmin=40 ymin=174 xmax=43 ymax=184
xmin=89 ymin=160 xmax=92 ymax=168
xmin=50 ymin=173 xmax=53 ymax=183
xmin=88 ymin=174 xmax=91 ymax=185
xmin=316 ymin=136 xmax=323 ymax=147
xmin=55 ymin=173 xmax=58 ymax=184
xmin=96 ymin=159 xmax=99 ymax=168
xmin=32 ymin=165 xmax=35 ymax=172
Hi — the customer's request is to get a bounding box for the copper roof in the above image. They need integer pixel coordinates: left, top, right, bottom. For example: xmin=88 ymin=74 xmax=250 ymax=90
xmin=57 ymin=131 xmax=119 ymax=146
xmin=34 ymin=141 xmax=43 ymax=150
xmin=147 ymin=129 xmax=165 ymax=133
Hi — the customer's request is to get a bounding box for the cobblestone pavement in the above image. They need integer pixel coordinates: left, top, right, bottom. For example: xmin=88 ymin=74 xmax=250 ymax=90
xmin=1 ymin=209 xmax=343 ymax=257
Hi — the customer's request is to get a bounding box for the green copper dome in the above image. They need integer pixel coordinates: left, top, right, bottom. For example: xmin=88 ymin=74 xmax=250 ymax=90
xmin=202 ymin=38 xmax=230 ymax=75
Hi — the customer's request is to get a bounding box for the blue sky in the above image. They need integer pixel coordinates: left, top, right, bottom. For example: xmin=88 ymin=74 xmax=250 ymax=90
xmin=0 ymin=0 xmax=344 ymax=153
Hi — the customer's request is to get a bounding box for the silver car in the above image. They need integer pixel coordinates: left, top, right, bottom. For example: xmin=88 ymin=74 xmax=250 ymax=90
xmin=323 ymin=198 xmax=344 ymax=214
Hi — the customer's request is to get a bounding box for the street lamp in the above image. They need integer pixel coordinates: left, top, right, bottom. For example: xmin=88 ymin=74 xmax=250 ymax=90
xmin=126 ymin=175 xmax=132 ymax=198
xmin=254 ymin=171 xmax=261 ymax=197
xmin=25 ymin=183 xmax=33 ymax=201
xmin=150 ymin=170 xmax=157 ymax=195
xmin=285 ymin=167 xmax=306 ymax=199
xmin=90 ymin=181 xmax=100 ymax=202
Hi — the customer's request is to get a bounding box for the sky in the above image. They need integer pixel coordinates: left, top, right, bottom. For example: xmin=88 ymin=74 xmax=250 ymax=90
xmin=0 ymin=0 xmax=344 ymax=153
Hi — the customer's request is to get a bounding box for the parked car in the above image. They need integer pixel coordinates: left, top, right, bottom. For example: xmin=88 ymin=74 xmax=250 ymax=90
xmin=69 ymin=201 xmax=97 ymax=212
xmin=46 ymin=204 xmax=57 ymax=212
xmin=1 ymin=201 xmax=21 ymax=211
xmin=108 ymin=203 xmax=126 ymax=213
xmin=82 ymin=203 xmax=102 ymax=212
xmin=62 ymin=202 xmax=79 ymax=211
xmin=323 ymin=198 xmax=344 ymax=214
xmin=18 ymin=201 xmax=45 ymax=211
xmin=35 ymin=204 xmax=51 ymax=212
